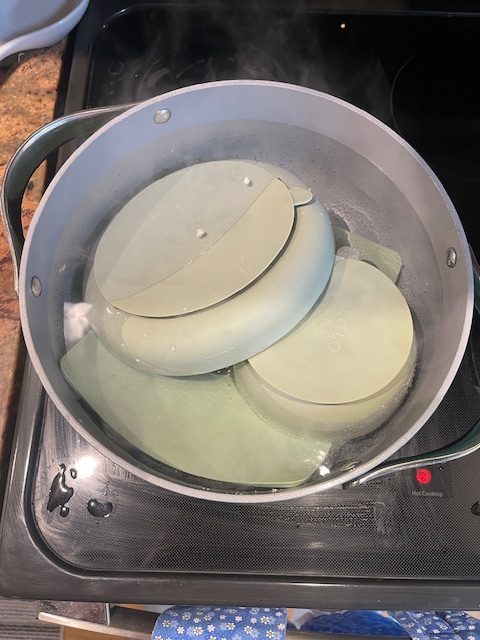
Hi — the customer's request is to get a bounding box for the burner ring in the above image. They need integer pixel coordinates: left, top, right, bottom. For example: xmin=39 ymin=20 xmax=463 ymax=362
xmin=136 ymin=43 xmax=289 ymax=100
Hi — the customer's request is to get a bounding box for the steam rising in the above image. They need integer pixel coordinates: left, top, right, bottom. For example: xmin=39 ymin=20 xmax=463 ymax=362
xmin=101 ymin=3 xmax=391 ymax=122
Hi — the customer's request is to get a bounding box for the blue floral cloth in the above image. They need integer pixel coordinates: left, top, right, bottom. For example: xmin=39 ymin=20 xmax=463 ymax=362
xmin=152 ymin=608 xmax=480 ymax=640
xmin=392 ymin=611 xmax=480 ymax=640
xmin=302 ymin=610 xmax=480 ymax=639
xmin=152 ymin=607 xmax=288 ymax=640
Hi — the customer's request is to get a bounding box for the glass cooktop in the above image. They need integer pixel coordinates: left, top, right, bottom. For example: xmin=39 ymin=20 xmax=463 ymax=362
xmin=78 ymin=7 xmax=480 ymax=258
xmin=3 ymin=0 xmax=480 ymax=607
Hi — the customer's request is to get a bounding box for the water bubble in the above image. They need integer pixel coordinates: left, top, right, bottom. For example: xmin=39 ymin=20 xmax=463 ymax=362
xmin=47 ymin=464 xmax=74 ymax=515
xmin=87 ymin=498 xmax=113 ymax=518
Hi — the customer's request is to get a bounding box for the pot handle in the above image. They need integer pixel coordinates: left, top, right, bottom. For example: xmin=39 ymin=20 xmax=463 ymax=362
xmin=346 ymin=416 xmax=480 ymax=487
xmin=347 ymin=249 xmax=480 ymax=487
xmin=0 ymin=103 xmax=132 ymax=293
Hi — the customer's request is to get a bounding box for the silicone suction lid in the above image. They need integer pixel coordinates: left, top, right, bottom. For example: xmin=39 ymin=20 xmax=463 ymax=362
xmin=61 ymin=332 xmax=330 ymax=487
xmin=235 ymin=336 xmax=416 ymax=440
xmin=249 ymin=258 xmax=414 ymax=404
xmin=85 ymin=162 xmax=335 ymax=376
xmin=94 ymin=161 xmax=296 ymax=318
xmin=85 ymin=195 xmax=334 ymax=375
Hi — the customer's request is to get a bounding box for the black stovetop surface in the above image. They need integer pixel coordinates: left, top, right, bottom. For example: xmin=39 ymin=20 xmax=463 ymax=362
xmin=3 ymin=0 xmax=480 ymax=607
xmin=77 ymin=2 xmax=480 ymax=257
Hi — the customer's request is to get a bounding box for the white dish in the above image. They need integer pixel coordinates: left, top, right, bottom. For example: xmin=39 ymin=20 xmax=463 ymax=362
xmin=0 ymin=0 xmax=89 ymax=64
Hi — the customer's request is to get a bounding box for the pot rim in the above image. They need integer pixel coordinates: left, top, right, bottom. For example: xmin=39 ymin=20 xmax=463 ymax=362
xmin=18 ymin=80 xmax=474 ymax=503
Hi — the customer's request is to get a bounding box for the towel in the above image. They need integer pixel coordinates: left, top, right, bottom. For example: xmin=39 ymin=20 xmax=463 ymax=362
xmin=152 ymin=606 xmax=288 ymax=640
xmin=301 ymin=610 xmax=480 ymax=639
xmin=392 ymin=611 xmax=480 ymax=640
xmin=302 ymin=610 xmax=408 ymax=636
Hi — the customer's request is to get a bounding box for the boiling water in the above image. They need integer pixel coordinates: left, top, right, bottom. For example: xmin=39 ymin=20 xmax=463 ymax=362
xmin=54 ymin=120 xmax=441 ymax=488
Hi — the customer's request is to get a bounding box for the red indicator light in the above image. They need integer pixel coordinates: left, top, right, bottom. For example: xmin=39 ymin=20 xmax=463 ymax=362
xmin=415 ymin=468 xmax=432 ymax=485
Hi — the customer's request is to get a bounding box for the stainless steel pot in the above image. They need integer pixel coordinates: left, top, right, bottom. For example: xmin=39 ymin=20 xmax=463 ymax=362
xmin=1 ymin=80 xmax=478 ymax=503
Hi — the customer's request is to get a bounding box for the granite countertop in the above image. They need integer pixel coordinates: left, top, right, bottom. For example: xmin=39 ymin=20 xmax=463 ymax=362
xmin=0 ymin=44 xmax=63 ymax=463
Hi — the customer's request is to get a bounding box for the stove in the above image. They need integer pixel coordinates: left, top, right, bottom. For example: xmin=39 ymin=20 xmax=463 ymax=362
xmin=3 ymin=0 xmax=480 ymax=608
